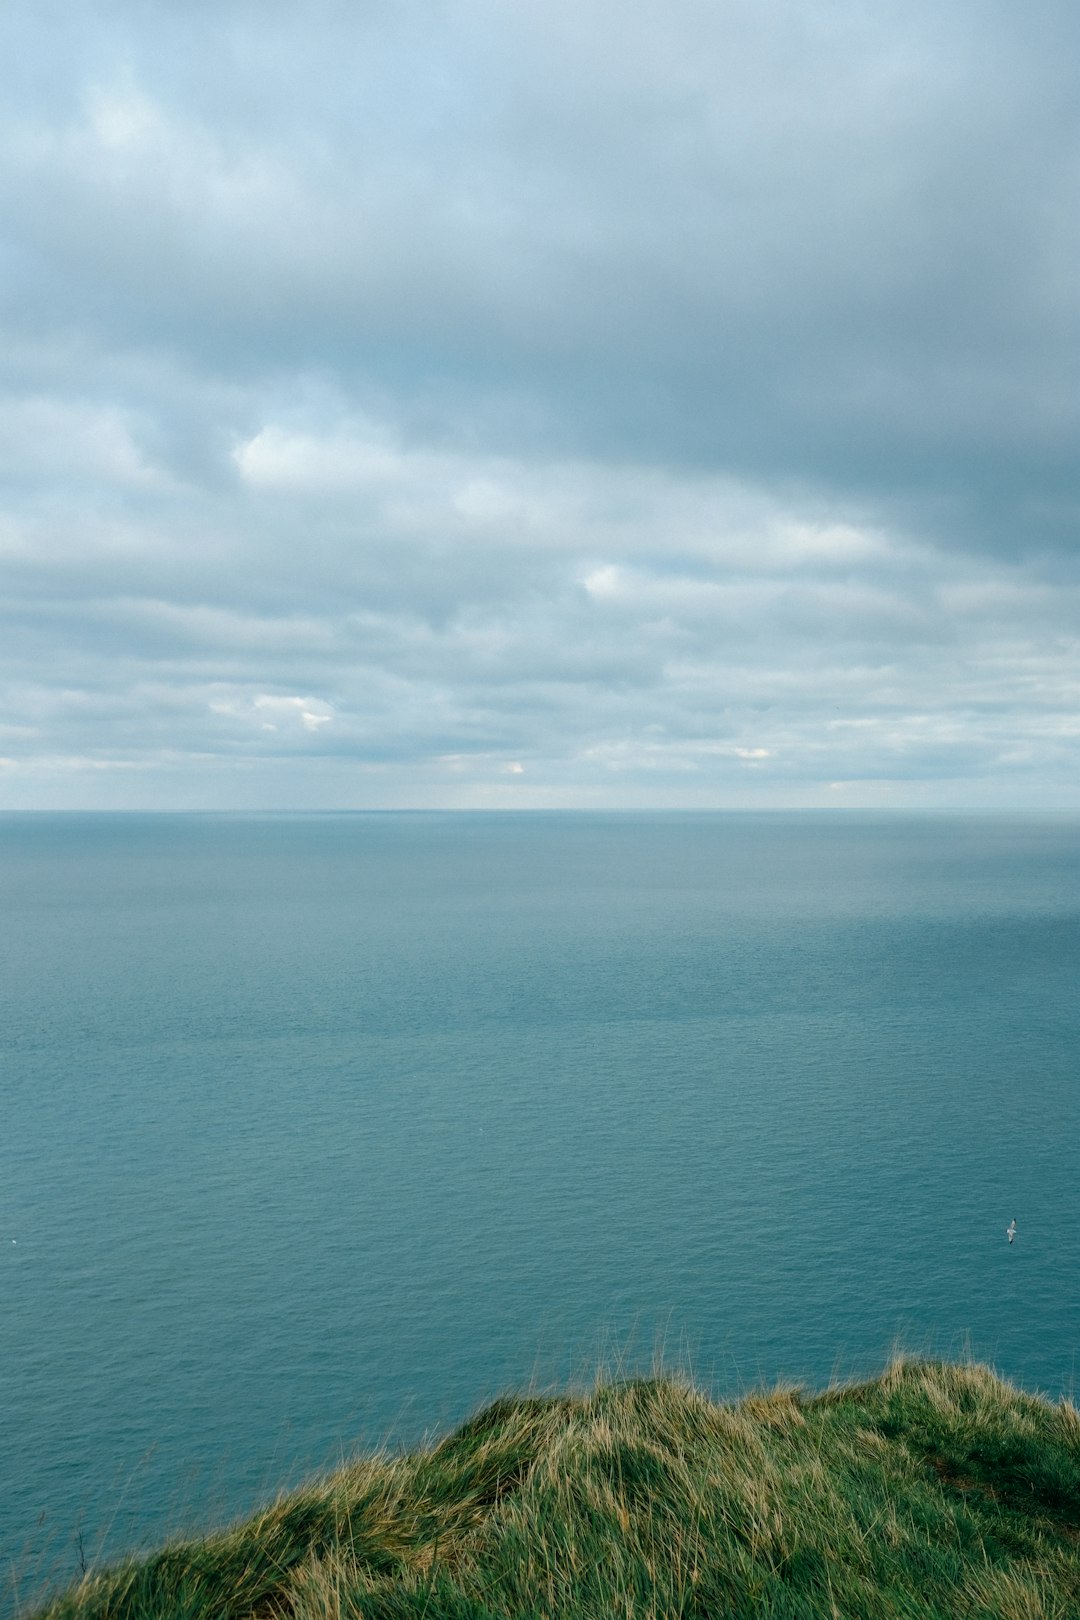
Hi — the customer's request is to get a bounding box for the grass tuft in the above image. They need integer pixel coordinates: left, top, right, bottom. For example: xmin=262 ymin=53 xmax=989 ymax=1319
xmin=24 ymin=1360 xmax=1080 ymax=1619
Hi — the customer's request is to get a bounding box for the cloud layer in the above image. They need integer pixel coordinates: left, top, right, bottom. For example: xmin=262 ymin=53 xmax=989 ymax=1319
xmin=1 ymin=0 xmax=1077 ymax=807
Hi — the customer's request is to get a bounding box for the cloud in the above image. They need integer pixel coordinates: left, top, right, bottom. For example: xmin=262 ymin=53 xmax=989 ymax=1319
xmin=3 ymin=3 xmax=1075 ymax=529
xmin=0 ymin=394 xmax=163 ymax=489
xmin=0 ymin=0 xmax=1077 ymax=807
xmin=233 ymin=425 xmax=403 ymax=493
xmin=209 ymin=693 xmax=334 ymax=734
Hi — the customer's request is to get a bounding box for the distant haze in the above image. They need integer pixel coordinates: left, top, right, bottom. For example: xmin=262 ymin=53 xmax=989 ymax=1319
xmin=1 ymin=0 xmax=1077 ymax=808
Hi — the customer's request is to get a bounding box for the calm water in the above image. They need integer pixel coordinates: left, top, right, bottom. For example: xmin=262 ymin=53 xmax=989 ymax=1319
xmin=2 ymin=812 xmax=1079 ymax=1602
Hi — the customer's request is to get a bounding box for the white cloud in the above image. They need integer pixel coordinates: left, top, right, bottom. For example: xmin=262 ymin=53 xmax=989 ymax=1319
xmin=85 ymin=85 xmax=161 ymax=152
xmin=209 ymin=693 xmax=334 ymax=735
xmin=232 ymin=425 xmax=403 ymax=492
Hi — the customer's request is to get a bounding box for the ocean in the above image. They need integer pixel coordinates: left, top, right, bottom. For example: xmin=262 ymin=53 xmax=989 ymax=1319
xmin=2 ymin=811 xmax=1078 ymax=1605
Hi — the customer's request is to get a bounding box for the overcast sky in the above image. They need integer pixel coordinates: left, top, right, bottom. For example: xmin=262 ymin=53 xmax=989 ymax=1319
xmin=1 ymin=0 xmax=1077 ymax=809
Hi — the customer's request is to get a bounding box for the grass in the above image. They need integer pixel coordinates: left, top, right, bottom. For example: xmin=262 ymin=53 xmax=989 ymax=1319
xmin=25 ymin=1359 xmax=1080 ymax=1619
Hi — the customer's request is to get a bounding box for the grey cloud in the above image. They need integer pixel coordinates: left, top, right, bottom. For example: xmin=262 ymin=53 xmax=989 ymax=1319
xmin=0 ymin=1 xmax=1078 ymax=807
xmin=2 ymin=0 xmax=1076 ymax=537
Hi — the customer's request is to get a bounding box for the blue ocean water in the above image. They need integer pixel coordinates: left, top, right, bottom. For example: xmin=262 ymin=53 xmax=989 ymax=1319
xmin=2 ymin=811 xmax=1079 ymax=1604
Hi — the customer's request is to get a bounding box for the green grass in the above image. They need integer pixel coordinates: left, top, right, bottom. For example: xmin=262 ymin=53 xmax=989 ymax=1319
xmin=28 ymin=1360 xmax=1080 ymax=1619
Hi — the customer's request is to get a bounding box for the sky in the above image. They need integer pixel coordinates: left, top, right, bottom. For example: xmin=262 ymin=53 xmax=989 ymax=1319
xmin=1 ymin=0 xmax=1077 ymax=810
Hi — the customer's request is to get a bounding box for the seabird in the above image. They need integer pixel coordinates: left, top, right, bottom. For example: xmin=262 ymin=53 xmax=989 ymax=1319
xmin=1007 ymin=1219 xmax=1017 ymax=1244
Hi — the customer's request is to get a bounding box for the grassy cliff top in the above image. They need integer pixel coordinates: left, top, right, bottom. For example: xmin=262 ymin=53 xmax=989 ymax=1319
xmin=32 ymin=1360 xmax=1080 ymax=1620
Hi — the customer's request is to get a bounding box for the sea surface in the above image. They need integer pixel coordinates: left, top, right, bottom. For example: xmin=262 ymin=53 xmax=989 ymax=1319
xmin=2 ymin=811 xmax=1079 ymax=1605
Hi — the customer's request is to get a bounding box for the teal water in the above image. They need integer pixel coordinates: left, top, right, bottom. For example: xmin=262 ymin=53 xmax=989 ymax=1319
xmin=2 ymin=812 xmax=1079 ymax=1603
